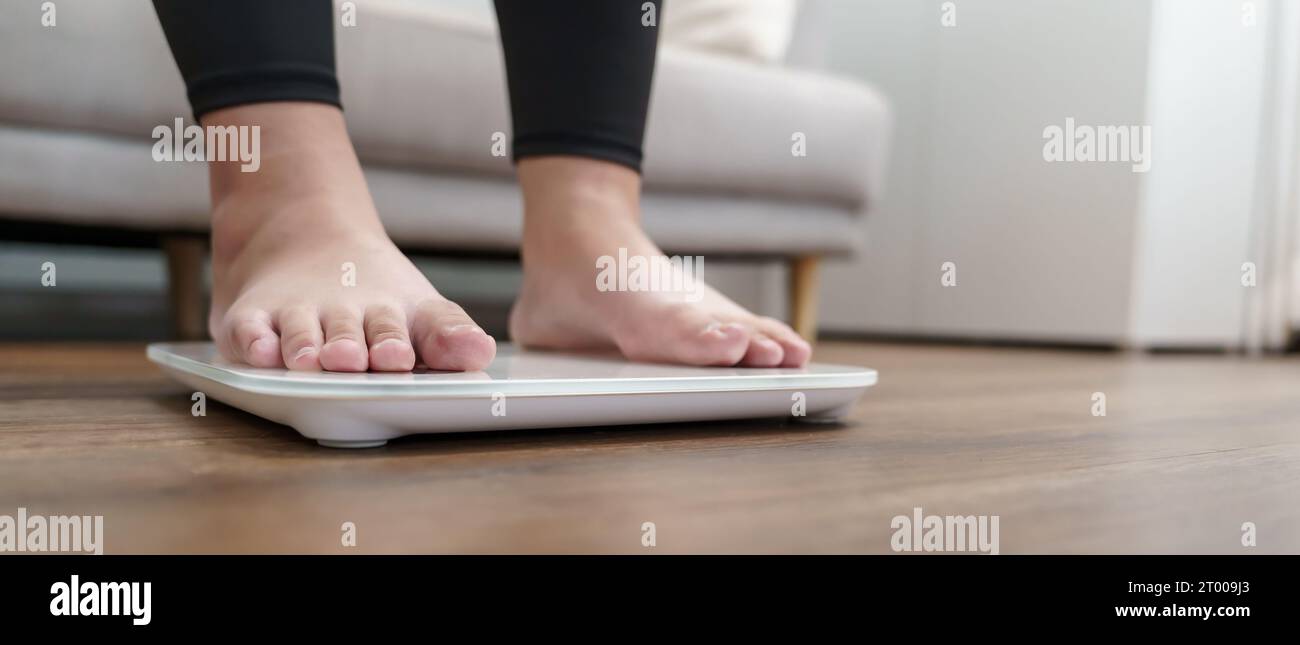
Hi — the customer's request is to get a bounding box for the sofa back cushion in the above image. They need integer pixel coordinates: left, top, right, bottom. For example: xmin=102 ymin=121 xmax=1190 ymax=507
xmin=662 ymin=0 xmax=801 ymax=64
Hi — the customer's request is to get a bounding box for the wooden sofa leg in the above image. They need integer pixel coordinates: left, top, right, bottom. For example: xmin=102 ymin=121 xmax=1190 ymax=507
xmin=788 ymin=255 xmax=820 ymax=343
xmin=163 ymin=236 xmax=207 ymax=341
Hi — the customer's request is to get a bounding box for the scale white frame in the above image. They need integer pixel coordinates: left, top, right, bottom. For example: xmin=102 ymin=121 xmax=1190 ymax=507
xmin=148 ymin=342 xmax=878 ymax=448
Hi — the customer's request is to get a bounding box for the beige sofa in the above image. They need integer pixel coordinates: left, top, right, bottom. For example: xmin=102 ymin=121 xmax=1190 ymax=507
xmin=0 ymin=0 xmax=890 ymax=340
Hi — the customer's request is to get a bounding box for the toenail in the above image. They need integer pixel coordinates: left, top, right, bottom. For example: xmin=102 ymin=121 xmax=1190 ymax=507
xmin=292 ymin=347 xmax=316 ymax=360
xmin=702 ymin=321 xmax=722 ymax=334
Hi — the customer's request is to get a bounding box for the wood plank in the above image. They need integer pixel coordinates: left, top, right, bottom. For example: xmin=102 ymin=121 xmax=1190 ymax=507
xmin=0 ymin=341 xmax=1295 ymax=553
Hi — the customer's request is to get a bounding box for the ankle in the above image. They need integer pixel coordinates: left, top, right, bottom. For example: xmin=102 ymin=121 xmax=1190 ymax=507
xmin=202 ymin=102 xmax=383 ymax=264
xmin=517 ymin=156 xmax=643 ymax=260
xmin=204 ymin=102 xmax=357 ymax=202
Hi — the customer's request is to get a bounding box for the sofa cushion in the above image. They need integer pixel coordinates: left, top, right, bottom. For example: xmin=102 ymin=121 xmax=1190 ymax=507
xmin=0 ymin=0 xmax=888 ymax=212
xmin=661 ymin=0 xmax=802 ymax=64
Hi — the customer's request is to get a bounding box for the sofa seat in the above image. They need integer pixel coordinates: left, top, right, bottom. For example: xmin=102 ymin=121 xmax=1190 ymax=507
xmin=0 ymin=122 xmax=864 ymax=255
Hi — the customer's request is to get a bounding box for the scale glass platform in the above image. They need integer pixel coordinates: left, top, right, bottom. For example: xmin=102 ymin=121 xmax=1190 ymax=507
xmin=148 ymin=342 xmax=877 ymax=448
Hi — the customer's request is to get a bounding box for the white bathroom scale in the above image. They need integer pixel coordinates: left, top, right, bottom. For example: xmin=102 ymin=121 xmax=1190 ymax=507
xmin=147 ymin=342 xmax=877 ymax=448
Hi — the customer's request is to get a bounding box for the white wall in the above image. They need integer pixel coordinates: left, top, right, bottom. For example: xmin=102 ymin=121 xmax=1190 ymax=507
xmin=817 ymin=0 xmax=934 ymax=333
xmin=820 ymin=0 xmax=1156 ymax=343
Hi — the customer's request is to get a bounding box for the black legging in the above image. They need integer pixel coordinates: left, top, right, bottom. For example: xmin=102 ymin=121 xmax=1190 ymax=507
xmin=151 ymin=0 xmax=660 ymax=172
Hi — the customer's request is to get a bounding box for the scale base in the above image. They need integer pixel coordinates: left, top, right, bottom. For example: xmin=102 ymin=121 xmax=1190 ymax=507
xmin=147 ymin=342 xmax=878 ymax=446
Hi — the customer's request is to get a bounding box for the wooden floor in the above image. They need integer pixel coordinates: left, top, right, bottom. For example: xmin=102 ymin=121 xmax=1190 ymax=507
xmin=1 ymin=341 xmax=1296 ymax=554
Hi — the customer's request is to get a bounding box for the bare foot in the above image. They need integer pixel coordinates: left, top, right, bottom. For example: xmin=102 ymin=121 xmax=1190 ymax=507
xmin=206 ymin=102 xmax=495 ymax=372
xmin=509 ymin=157 xmax=812 ymax=367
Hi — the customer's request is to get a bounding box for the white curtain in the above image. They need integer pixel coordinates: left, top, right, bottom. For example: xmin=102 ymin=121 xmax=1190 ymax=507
xmin=1244 ymin=0 xmax=1300 ymax=351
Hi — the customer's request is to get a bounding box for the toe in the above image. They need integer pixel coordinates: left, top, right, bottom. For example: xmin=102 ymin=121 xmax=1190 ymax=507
xmin=319 ymin=305 xmax=369 ymax=372
xmin=276 ymin=306 xmax=324 ymax=370
xmin=686 ymin=319 xmax=748 ymax=364
xmin=632 ymin=305 xmax=749 ymax=366
xmin=412 ymin=299 xmax=497 ymax=371
xmin=364 ymin=304 xmax=416 ymax=372
xmin=224 ymin=311 xmax=282 ymax=368
xmin=756 ymin=316 xmax=812 ymax=367
xmin=688 ymin=320 xmax=749 ymax=366
xmin=739 ymin=332 xmax=785 ymax=367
